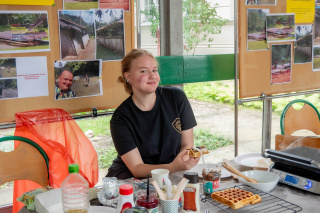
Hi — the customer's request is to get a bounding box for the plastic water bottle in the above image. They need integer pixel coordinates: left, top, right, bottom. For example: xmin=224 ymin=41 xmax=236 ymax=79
xmin=61 ymin=163 xmax=89 ymax=213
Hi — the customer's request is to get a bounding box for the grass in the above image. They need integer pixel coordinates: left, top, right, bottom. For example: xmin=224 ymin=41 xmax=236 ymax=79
xmin=184 ymin=80 xmax=320 ymax=114
xmin=64 ymin=2 xmax=98 ymax=10
xmin=248 ymin=40 xmax=268 ymax=50
xmin=313 ymin=58 xmax=320 ymax=69
xmin=0 ymin=44 xmax=49 ymax=52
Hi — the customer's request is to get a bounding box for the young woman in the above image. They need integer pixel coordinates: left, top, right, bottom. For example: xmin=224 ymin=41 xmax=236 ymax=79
xmin=107 ymin=49 xmax=199 ymax=179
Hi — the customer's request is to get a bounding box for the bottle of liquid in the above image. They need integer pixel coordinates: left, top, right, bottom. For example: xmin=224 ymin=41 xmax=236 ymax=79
xmin=182 ymin=172 xmax=200 ymax=213
xmin=116 ymin=184 xmax=135 ymax=213
xmin=61 ymin=163 xmax=89 ymax=213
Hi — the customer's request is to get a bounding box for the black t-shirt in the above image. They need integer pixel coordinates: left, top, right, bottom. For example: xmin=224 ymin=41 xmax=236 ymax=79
xmin=107 ymin=87 xmax=197 ymax=179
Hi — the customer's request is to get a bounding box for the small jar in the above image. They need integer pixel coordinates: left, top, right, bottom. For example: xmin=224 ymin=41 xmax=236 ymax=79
xmin=202 ymin=166 xmax=221 ymax=194
xmin=135 ymin=189 xmax=159 ymax=213
xmin=116 ymin=184 xmax=135 ymax=213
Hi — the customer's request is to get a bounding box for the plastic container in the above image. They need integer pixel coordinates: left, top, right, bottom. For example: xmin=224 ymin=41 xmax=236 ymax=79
xmin=61 ymin=163 xmax=89 ymax=213
xmin=135 ymin=189 xmax=159 ymax=212
xmin=182 ymin=172 xmax=200 ymax=213
xmin=116 ymin=184 xmax=135 ymax=213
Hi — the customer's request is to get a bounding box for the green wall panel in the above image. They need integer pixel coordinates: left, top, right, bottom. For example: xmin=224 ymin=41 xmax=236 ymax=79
xmin=156 ymin=54 xmax=235 ymax=85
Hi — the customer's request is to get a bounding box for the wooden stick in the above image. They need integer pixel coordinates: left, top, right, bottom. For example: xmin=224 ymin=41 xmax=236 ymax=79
xmin=172 ymin=178 xmax=189 ymax=200
xmin=151 ymin=180 xmax=166 ymax=200
xmin=222 ymin=163 xmax=258 ymax=183
xmin=223 ymin=158 xmax=238 ymax=179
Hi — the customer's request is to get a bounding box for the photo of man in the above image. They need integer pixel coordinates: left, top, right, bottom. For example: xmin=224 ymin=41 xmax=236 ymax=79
xmin=55 ymin=69 xmax=76 ymax=99
xmin=54 ymin=60 xmax=102 ymax=100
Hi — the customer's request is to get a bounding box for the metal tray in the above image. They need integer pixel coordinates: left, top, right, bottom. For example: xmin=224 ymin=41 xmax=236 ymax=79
xmin=200 ymin=185 xmax=302 ymax=213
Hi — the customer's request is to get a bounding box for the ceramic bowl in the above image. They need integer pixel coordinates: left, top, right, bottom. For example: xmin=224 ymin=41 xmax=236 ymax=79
xmin=238 ymin=170 xmax=279 ymax=193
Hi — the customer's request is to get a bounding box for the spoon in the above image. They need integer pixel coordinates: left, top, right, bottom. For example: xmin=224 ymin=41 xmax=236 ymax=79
xmin=222 ymin=163 xmax=258 ymax=183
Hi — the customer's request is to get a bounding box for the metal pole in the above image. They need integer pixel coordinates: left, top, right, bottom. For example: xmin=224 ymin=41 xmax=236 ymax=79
xmin=234 ymin=0 xmax=239 ymax=157
xmin=136 ymin=0 xmax=141 ymax=48
xmin=261 ymin=94 xmax=272 ymax=152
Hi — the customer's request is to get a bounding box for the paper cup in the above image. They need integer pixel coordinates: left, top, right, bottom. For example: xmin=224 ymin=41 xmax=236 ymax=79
xmin=151 ymin=169 xmax=169 ymax=189
xmin=160 ymin=198 xmax=179 ymax=213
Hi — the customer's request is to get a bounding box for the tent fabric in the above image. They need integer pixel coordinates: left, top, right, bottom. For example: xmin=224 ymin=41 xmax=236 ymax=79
xmin=13 ymin=108 xmax=99 ymax=213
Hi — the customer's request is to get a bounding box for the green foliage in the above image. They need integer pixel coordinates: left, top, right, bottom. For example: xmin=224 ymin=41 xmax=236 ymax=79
xmin=64 ymin=2 xmax=99 ymax=10
xmin=248 ymin=9 xmax=268 ymax=33
xmin=183 ymin=0 xmax=228 ymax=55
xmin=313 ymin=58 xmax=320 ymax=69
xmin=184 ymin=81 xmax=320 ymax=114
xmin=141 ymin=0 xmax=228 ymax=55
xmin=194 ymin=129 xmax=233 ymax=150
xmin=97 ymin=146 xmax=118 ymax=169
xmin=75 ymin=116 xmax=111 ymax=136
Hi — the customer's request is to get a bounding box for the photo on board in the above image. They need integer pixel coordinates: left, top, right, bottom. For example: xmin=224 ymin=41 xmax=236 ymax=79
xmin=271 ymin=44 xmax=292 ymax=84
xmin=0 ymin=58 xmax=16 ymax=78
xmin=245 ymin=0 xmax=276 ymax=5
xmin=247 ymin=8 xmax=269 ymax=51
xmin=99 ymin=0 xmax=130 ymax=11
xmin=94 ymin=9 xmax=125 ymax=61
xmin=0 ymin=11 xmax=50 ymax=54
xmin=54 ymin=60 xmax=102 ymax=100
xmin=314 ymin=6 xmax=320 ymax=44
xmin=63 ymin=0 xmax=98 ymax=10
xmin=58 ymin=10 xmax=95 ymax=61
xmin=317 ymin=0 xmax=320 ymax=4
xmin=294 ymin=24 xmax=313 ymax=64
xmin=0 ymin=79 xmax=18 ymax=99
xmin=312 ymin=45 xmax=320 ymax=71
xmin=266 ymin=14 xmax=295 ymax=43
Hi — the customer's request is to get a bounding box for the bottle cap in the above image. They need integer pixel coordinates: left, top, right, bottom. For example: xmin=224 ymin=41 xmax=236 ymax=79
xmin=68 ymin=163 xmax=79 ymax=173
xmin=183 ymin=171 xmax=199 ymax=184
xmin=119 ymin=184 xmax=133 ymax=195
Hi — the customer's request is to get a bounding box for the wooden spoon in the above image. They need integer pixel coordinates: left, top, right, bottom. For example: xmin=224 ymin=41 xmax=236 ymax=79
xmin=222 ymin=163 xmax=258 ymax=183
xmin=223 ymin=158 xmax=238 ymax=179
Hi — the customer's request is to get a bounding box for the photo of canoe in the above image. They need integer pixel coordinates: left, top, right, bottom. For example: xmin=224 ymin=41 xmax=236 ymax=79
xmin=0 ymin=12 xmax=50 ymax=53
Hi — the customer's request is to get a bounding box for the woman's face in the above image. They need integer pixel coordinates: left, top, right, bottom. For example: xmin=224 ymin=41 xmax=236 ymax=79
xmin=125 ymin=55 xmax=160 ymax=95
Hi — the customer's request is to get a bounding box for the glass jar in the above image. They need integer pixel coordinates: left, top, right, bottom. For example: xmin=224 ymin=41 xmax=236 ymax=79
xmin=135 ymin=189 xmax=159 ymax=213
xmin=202 ymin=166 xmax=221 ymax=194
xmin=97 ymin=177 xmax=119 ymax=207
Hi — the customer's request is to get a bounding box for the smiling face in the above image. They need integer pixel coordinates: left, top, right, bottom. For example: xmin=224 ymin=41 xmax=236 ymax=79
xmin=58 ymin=70 xmax=73 ymax=92
xmin=124 ymin=55 xmax=160 ymax=96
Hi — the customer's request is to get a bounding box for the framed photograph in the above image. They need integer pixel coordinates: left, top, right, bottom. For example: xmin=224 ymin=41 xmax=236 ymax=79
xmin=266 ymin=14 xmax=295 ymax=43
xmin=58 ymin=10 xmax=95 ymax=60
xmin=294 ymin=24 xmax=313 ymax=64
xmin=54 ymin=60 xmax=102 ymax=100
xmin=63 ymin=0 xmax=98 ymax=10
xmin=94 ymin=9 xmax=125 ymax=61
xmin=245 ymin=0 xmax=276 ymax=6
xmin=99 ymin=0 xmax=130 ymax=11
xmin=313 ymin=45 xmax=320 ymax=71
xmin=271 ymin=44 xmax=292 ymax=84
xmin=247 ymin=8 xmax=269 ymax=51
xmin=0 ymin=11 xmax=50 ymax=54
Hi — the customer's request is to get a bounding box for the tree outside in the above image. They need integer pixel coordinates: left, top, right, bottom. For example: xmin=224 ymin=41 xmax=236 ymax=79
xmin=142 ymin=0 xmax=228 ymax=55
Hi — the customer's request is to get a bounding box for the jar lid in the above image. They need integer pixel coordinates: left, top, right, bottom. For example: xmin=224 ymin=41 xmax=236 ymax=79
xmin=68 ymin=163 xmax=79 ymax=173
xmin=183 ymin=171 xmax=199 ymax=184
xmin=119 ymin=184 xmax=133 ymax=195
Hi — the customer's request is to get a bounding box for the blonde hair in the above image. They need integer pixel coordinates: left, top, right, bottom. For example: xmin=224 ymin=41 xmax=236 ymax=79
xmin=119 ymin=49 xmax=157 ymax=94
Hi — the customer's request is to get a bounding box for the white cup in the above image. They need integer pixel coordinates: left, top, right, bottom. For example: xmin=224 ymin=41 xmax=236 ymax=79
xmin=151 ymin=169 xmax=169 ymax=189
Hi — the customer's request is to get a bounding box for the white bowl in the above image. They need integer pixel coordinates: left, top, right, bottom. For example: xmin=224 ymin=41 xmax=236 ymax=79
xmin=238 ymin=170 xmax=279 ymax=193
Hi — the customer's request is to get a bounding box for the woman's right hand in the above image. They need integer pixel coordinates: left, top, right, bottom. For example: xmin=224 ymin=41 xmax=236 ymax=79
xmin=170 ymin=150 xmax=200 ymax=173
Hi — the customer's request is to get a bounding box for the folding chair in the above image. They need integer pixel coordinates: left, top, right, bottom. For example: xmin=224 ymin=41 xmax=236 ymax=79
xmin=276 ymin=99 xmax=320 ymax=150
xmin=0 ymin=136 xmax=49 ymax=186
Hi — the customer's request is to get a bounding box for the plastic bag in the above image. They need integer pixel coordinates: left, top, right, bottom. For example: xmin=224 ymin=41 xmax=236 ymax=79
xmin=16 ymin=186 xmax=53 ymax=211
xmin=13 ymin=109 xmax=99 ymax=213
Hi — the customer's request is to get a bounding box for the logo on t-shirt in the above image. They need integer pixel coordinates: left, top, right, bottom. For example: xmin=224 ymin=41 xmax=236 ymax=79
xmin=172 ymin=118 xmax=181 ymax=133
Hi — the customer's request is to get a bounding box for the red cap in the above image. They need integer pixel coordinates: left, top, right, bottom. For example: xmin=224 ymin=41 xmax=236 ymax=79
xmin=119 ymin=184 xmax=133 ymax=195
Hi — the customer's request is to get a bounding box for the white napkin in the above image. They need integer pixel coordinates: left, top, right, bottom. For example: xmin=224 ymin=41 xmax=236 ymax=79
xmin=34 ymin=188 xmax=114 ymax=213
xmin=34 ymin=188 xmax=63 ymax=213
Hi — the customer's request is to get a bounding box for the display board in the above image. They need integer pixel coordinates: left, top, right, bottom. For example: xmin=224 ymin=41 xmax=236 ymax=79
xmin=0 ymin=0 xmax=134 ymax=123
xmin=239 ymin=0 xmax=320 ymax=98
